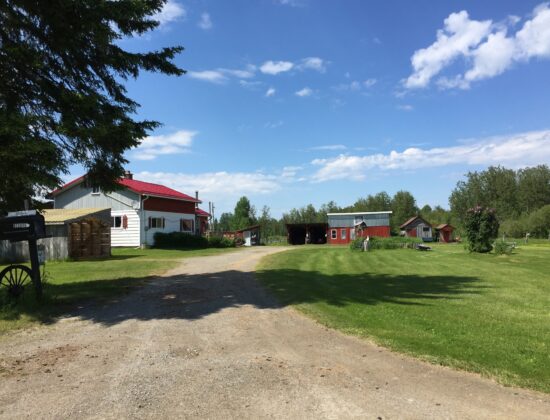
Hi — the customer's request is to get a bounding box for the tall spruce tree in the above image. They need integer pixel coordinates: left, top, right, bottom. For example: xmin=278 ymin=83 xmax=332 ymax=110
xmin=0 ymin=1 xmax=184 ymax=213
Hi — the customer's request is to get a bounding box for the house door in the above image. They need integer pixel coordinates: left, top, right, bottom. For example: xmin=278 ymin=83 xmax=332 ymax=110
xmin=243 ymin=230 xmax=252 ymax=246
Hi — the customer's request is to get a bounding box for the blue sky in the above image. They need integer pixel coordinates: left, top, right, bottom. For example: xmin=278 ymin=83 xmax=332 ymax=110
xmin=72 ymin=0 xmax=550 ymax=216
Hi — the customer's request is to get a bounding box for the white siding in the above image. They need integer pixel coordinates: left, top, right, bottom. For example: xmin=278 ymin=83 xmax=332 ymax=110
xmin=142 ymin=210 xmax=195 ymax=246
xmin=111 ymin=210 xmax=140 ymax=247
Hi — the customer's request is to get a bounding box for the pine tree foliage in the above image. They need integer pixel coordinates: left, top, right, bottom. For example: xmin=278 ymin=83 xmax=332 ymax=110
xmin=0 ymin=0 xmax=184 ymax=212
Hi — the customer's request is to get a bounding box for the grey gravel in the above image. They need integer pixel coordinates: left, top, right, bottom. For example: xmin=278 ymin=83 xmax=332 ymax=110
xmin=0 ymin=246 xmax=548 ymax=419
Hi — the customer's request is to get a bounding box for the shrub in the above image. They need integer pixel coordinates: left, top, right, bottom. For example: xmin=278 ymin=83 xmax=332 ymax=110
xmin=464 ymin=206 xmax=499 ymax=253
xmin=493 ymin=239 xmax=514 ymax=255
xmin=153 ymin=232 xmax=208 ymax=249
xmin=207 ymin=236 xmax=236 ymax=248
xmin=350 ymin=236 xmax=421 ymax=251
xmin=349 ymin=238 xmax=364 ymax=251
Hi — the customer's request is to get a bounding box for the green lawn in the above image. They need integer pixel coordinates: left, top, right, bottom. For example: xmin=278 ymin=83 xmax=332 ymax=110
xmin=0 ymin=247 xmax=239 ymax=334
xmin=257 ymin=243 xmax=550 ymax=393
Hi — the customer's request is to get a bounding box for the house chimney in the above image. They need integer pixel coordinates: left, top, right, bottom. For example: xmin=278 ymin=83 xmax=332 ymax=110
xmin=195 ymin=191 xmax=199 ymax=208
xmin=124 ymin=170 xmax=133 ymax=180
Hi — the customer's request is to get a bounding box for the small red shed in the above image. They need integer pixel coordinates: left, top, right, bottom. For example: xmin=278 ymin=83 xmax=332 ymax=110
xmin=435 ymin=224 xmax=454 ymax=243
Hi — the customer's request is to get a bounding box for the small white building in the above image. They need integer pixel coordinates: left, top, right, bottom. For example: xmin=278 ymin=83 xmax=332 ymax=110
xmin=50 ymin=172 xmax=210 ymax=247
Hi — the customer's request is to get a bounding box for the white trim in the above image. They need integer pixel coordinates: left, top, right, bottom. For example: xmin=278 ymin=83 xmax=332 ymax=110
xmin=327 ymin=211 xmax=392 ymax=216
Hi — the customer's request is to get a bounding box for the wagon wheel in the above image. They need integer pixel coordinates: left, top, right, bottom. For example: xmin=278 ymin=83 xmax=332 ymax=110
xmin=0 ymin=265 xmax=33 ymax=298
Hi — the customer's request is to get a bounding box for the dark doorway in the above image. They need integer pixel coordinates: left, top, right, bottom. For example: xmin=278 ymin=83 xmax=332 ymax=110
xmin=286 ymin=223 xmax=327 ymax=245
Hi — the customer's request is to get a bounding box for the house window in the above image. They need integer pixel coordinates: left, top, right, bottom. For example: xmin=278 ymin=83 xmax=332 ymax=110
xmin=341 ymin=229 xmax=347 ymax=240
xmin=423 ymin=227 xmax=430 ymax=232
xmin=350 ymin=229 xmax=356 ymax=240
xmin=112 ymin=216 xmax=122 ymax=229
xmin=331 ymin=229 xmax=337 ymax=239
xmin=149 ymin=217 xmax=164 ymax=229
xmin=91 ymin=186 xmax=100 ymax=195
xmin=180 ymin=219 xmax=194 ymax=232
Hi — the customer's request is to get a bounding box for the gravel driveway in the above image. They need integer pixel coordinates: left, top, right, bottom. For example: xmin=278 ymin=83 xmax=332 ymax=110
xmin=0 ymin=247 xmax=548 ymax=419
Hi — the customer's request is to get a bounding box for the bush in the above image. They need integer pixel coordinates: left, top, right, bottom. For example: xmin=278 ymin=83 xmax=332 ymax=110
xmin=350 ymin=236 xmax=421 ymax=251
xmin=349 ymin=238 xmax=364 ymax=251
xmin=464 ymin=206 xmax=499 ymax=253
xmin=154 ymin=232 xmax=236 ymax=249
xmin=493 ymin=239 xmax=514 ymax=255
xmin=153 ymin=232 xmax=208 ymax=249
xmin=207 ymin=236 xmax=236 ymax=248
xmin=369 ymin=236 xmax=422 ymax=249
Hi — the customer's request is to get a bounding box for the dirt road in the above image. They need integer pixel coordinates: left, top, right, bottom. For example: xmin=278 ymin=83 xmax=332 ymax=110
xmin=0 ymin=247 xmax=548 ymax=419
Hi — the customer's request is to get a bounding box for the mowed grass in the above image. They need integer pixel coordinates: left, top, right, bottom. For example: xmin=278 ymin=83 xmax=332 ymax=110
xmin=0 ymin=247 xmax=240 ymax=334
xmin=257 ymin=243 xmax=550 ymax=393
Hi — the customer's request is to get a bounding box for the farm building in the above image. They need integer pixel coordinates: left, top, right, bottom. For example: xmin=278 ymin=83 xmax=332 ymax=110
xmin=50 ymin=171 xmax=211 ymax=247
xmin=435 ymin=224 xmax=455 ymax=243
xmin=286 ymin=223 xmax=328 ymax=245
xmin=400 ymin=216 xmax=433 ymax=241
xmin=327 ymin=211 xmax=392 ymax=245
xmin=0 ymin=208 xmax=111 ymax=261
xmin=222 ymin=225 xmax=261 ymax=246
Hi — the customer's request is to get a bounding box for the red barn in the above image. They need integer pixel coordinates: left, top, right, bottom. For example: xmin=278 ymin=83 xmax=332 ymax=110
xmin=327 ymin=211 xmax=392 ymax=245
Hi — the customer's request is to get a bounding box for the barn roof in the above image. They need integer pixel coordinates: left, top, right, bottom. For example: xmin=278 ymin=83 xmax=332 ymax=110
xmin=435 ymin=223 xmax=454 ymax=230
xmin=196 ymin=208 xmax=211 ymax=217
xmin=400 ymin=215 xmax=432 ymax=229
xmin=51 ymin=175 xmax=200 ymax=203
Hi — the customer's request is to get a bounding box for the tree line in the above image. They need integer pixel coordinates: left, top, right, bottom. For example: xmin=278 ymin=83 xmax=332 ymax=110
xmin=215 ymin=164 xmax=550 ymax=241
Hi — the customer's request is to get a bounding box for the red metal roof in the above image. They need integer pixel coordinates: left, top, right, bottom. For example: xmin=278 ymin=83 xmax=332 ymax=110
xmin=51 ymin=175 xmax=199 ymax=203
xmin=196 ymin=208 xmax=210 ymax=217
xmin=118 ymin=178 xmax=199 ymax=202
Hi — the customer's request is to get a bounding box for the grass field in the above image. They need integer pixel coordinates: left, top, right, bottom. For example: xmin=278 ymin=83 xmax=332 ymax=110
xmin=257 ymin=243 xmax=550 ymax=393
xmin=0 ymin=247 xmax=239 ymax=334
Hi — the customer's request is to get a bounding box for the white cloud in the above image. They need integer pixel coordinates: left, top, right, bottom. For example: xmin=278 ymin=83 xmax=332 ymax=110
xmin=260 ymin=60 xmax=294 ymax=75
xmin=154 ymin=0 xmax=186 ymax=27
xmin=405 ymin=11 xmax=492 ymax=89
xmin=265 ymin=87 xmax=276 ymax=97
xmin=265 ymin=120 xmax=283 ymax=129
xmin=134 ymin=130 xmax=196 ymax=160
xmin=406 ymin=3 xmax=550 ymax=89
xmin=274 ymin=0 xmax=303 ymax=7
xmin=239 ymin=80 xmax=262 ymax=89
xmin=295 ymin=87 xmax=313 ymax=97
xmin=333 ymin=78 xmax=376 ymax=92
xmin=363 ymin=78 xmax=377 ymax=88
xmin=311 ymin=129 xmax=550 ymax=182
xmin=188 ymin=70 xmax=227 ymax=84
xmin=139 ymin=170 xmax=281 ymax=196
xmin=310 ymin=145 xmax=347 ymax=151
xmin=198 ymin=12 xmax=212 ymax=30
xmin=189 ymin=66 xmax=255 ymax=84
xmin=397 ymin=104 xmax=414 ymax=111
xmin=298 ymin=57 xmax=327 ymax=73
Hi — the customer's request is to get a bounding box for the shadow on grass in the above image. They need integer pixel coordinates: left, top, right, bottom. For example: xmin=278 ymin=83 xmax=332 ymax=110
xmin=1 ymin=268 xmax=484 ymax=329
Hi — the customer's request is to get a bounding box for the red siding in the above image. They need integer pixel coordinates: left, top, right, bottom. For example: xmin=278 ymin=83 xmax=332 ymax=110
xmin=327 ymin=226 xmax=391 ymax=245
xmin=407 ymin=228 xmax=417 ymax=238
xmin=143 ymin=197 xmax=196 ymax=214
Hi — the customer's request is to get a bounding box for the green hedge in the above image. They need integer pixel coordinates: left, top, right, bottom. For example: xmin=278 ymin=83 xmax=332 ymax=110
xmin=351 ymin=236 xmax=422 ymax=251
xmin=153 ymin=232 xmax=235 ymax=249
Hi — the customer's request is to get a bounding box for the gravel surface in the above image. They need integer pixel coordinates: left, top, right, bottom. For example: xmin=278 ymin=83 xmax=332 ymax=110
xmin=0 ymin=246 xmax=548 ymax=419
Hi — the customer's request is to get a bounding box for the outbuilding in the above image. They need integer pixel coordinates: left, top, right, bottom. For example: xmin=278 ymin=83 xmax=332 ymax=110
xmin=327 ymin=211 xmax=392 ymax=245
xmin=286 ymin=223 xmax=328 ymax=245
xmin=435 ymin=224 xmax=454 ymax=243
xmin=400 ymin=216 xmax=433 ymax=241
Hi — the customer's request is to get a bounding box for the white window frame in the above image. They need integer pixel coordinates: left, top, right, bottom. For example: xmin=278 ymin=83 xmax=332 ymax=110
xmin=331 ymin=229 xmax=337 ymax=239
xmin=149 ymin=217 xmax=164 ymax=229
xmin=91 ymin=186 xmax=100 ymax=195
xmin=112 ymin=215 xmax=122 ymax=229
xmin=350 ymin=229 xmax=356 ymax=240
xmin=341 ymin=229 xmax=347 ymax=240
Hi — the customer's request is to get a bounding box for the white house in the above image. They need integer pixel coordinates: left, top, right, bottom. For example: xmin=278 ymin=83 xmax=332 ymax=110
xmin=50 ymin=171 xmax=210 ymax=247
